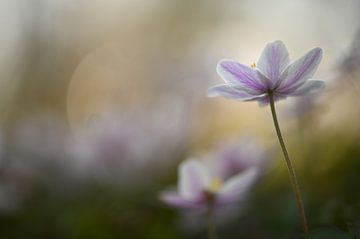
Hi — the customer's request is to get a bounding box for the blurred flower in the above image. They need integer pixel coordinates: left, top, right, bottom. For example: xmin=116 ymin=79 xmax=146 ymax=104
xmin=207 ymin=137 xmax=269 ymax=180
xmin=164 ymin=138 xmax=268 ymax=231
xmin=339 ymin=29 xmax=360 ymax=77
xmin=160 ymin=159 xmax=258 ymax=210
xmin=208 ymin=40 xmax=324 ymax=105
xmin=281 ymin=94 xmax=326 ymax=124
xmin=72 ymin=99 xmax=189 ymax=186
xmin=337 ymin=29 xmax=360 ymax=95
xmin=0 ymin=115 xmax=79 ymax=212
xmin=0 ymin=113 xmax=85 ymax=201
xmin=10 ymin=114 xmax=76 ymax=183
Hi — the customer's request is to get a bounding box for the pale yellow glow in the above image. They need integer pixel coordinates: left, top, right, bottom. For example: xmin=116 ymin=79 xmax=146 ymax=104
xmin=207 ymin=178 xmax=223 ymax=193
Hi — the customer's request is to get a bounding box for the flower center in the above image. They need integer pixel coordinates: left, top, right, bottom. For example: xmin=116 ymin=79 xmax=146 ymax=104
xmin=207 ymin=178 xmax=223 ymax=193
xmin=250 ymin=62 xmax=256 ymax=68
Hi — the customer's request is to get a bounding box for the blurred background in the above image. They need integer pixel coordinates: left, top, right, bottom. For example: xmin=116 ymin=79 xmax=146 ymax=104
xmin=0 ymin=0 xmax=360 ymax=238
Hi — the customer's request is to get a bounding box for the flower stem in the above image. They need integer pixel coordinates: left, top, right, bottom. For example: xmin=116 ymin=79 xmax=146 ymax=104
xmin=207 ymin=206 xmax=218 ymax=239
xmin=268 ymin=93 xmax=309 ymax=234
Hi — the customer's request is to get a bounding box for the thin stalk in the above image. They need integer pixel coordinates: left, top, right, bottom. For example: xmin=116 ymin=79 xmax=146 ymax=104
xmin=268 ymin=93 xmax=309 ymax=234
xmin=207 ymin=206 xmax=218 ymax=239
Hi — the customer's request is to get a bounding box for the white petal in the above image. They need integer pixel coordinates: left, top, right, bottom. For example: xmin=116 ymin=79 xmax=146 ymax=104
xmin=278 ymin=48 xmax=323 ymax=92
xmin=179 ymin=159 xmax=211 ymax=200
xmin=216 ymin=168 xmax=258 ymax=205
xmin=207 ymin=84 xmax=262 ymax=100
xmin=160 ymin=192 xmax=203 ymax=209
xmin=289 ymin=80 xmax=325 ymax=96
xmin=257 ymin=40 xmax=290 ymax=86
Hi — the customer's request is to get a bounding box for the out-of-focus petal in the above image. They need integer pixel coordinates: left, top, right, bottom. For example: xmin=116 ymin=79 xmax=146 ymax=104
xmin=208 ymin=138 xmax=268 ymax=180
xmin=160 ymin=192 xmax=202 ymax=209
xmin=217 ymin=60 xmax=266 ymax=94
xmin=207 ymin=84 xmax=263 ymax=100
xmin=288 ymin=80 xmax=325 ymax=96
xmin=216 ymin=168 xmax=258 ymax=205
xmin=257 ymin=40 xmax=290 ymax=86
xmin=179 ymin=160 xmax=210 ymax=200
xmin=278 ymin=48 xmax=322 ymax=93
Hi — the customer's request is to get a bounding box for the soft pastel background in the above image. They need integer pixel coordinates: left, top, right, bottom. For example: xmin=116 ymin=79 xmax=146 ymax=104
xmin=0 ymin=0 xmax=359 ymax=238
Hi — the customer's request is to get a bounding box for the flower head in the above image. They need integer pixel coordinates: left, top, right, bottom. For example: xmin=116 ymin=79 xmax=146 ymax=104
xmin=160 ymin=159 xmax=258 ymax=210
xmin=71 ymin=99 xmax=188 ymax=186
xmin=208 ymin=40 xmax=324 ymax=105
xmin=207 ymin=137 xmax=268 ymax=181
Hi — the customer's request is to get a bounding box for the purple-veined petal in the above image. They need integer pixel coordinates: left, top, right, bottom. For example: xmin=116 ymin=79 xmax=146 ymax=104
xmin=278 ymin=47 xmax=323 ymax=93
xmin=288 ymin=80 xmax=325 ymax=96
xmin=217 ymin=60 xmax=267 ymax=94
xmin=179 ymin=159 xmax=210 ymax=200
xmin=257 ymin=40 xmax=290 ymax=86
xmin=207 ymin=84 xmax=263 ymax=100
xmin=216 ymin=168 xmax=258 ymax=206
xmin=160 ymin=192 xmax=204 ymax=209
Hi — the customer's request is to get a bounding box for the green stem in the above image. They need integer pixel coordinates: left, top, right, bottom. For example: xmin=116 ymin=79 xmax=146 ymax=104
xmin=269 ymin=93 xmax=309 ymax=234
xmin=207 ymin=206 xmax=218 ymax=239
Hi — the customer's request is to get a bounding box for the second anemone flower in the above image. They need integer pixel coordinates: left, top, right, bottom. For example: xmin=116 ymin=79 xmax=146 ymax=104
xmin=160 ymin=159 xmax=258 ymax=210
xmin=160 ymin=159 xmax=258 ymax=239
xmin=208 ymin=40 xmax=323 ymax=105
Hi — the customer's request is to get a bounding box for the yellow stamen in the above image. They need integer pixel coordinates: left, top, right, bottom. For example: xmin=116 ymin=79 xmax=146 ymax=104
xmin=207 ymin=178 xmax=223 ymax=193
xmin=250 ymin=62 xmax=256 ymax=68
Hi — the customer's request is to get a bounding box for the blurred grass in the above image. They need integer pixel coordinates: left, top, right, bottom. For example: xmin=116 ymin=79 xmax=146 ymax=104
xmin=0 ymin=131 xmax=359 ymax=239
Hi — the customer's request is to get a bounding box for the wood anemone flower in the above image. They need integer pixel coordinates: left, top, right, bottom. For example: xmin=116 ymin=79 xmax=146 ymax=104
xmin=208 ymin=40 xmax=323 ymax=105
xmin=160 ymin=159 xmax=258 ymax=210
